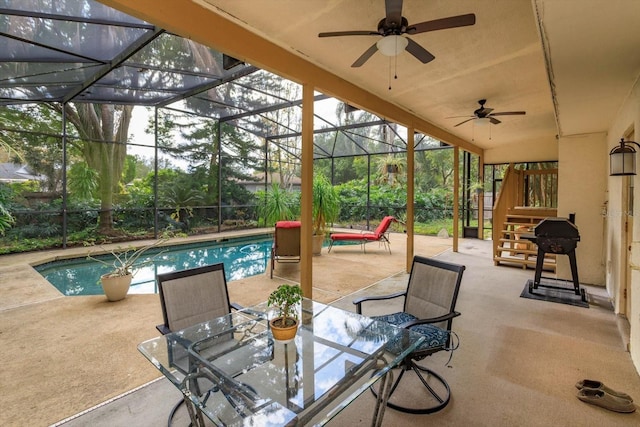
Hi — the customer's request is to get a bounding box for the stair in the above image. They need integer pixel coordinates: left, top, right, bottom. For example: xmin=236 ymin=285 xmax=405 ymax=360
xmin=494 ymin=207 xmax=557 ymax=271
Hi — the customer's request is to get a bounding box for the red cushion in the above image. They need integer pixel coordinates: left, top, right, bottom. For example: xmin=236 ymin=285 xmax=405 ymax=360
xmin=373 ymin=216 xmax=395 ymax=236
xmin=275 ymin=220 xmax=301 ymax=229
xmin=330 ymin=232 xmax=373 ymax=241
xmin=330 ymin=217 xmax=395 ymax=241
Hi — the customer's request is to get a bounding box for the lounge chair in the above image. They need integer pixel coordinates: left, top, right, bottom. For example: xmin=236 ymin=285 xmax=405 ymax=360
xmin=270 ymin=220 xmax=301 ymax=278
xmin=328 ymin=216 xmax=396 ymax=254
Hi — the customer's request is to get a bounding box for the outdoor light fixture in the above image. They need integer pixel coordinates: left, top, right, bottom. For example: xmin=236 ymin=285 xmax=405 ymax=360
xmin=376 ymin=35 xmax=408 ymax=57
xmin=610 ymin=138 xmax=640 ymax=176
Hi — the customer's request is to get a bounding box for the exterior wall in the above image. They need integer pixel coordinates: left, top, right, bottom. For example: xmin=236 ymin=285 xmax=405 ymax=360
xmin=607 ymin=79 xmax=640 ymax=373
xmin=556 ymin=134 xmax=607 ymax=286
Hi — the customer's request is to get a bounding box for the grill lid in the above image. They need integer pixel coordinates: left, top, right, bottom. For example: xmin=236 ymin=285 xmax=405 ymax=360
xmin=534 ymin=217 xmax=580 ymax=239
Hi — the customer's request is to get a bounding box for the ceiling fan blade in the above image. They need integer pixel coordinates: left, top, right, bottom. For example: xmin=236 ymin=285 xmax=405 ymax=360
xmin=489 ymin=117 xmax=502 ymax=125
xmin=351 ymin=43 xmax=379 ymax=68
xmin=408 ymin=13 xmax=476 ymax=34
xmin=446 ymin=115 xmax=474 ymax=119
xmin=454 ymin=118 xmax=475 ymax=127
xmin=385 ymin=0 xmax=404 ymax=26
xmin=319 ymin=30 xmax=378 ymax=38
xmin=490 ymin=111 xmax=527 ymax=116
xmin=405 ymin=38 xmax=435 ymax=63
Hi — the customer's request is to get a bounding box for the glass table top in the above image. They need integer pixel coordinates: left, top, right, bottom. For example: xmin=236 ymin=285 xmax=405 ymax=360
xmin=138 ymin=298 xmax=424 ymax=426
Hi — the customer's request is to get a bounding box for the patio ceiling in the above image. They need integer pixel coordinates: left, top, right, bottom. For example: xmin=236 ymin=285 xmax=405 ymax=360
xmin=103 ymin=0 xmax=640 ymax=155
xmin=0 ymin=0 xmax=447 ymax=160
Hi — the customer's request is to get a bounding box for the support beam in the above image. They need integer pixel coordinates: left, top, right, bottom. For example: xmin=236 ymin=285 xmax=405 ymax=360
xmin=406 ymin=128 xmax=415 ymax=273
xmin=453 ymin=146 xmax=459 ymax=252
xmin=300 ymin=84 xmax=314 ymax=298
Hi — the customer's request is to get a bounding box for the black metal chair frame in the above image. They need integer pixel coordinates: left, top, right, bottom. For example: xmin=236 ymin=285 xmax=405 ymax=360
xmin=354 ymin=255 xmax=465 ymax=414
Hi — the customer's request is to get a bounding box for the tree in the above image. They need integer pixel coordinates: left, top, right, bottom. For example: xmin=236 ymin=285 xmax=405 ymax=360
xmin=50 ymin=103 xmax=133 ymax=233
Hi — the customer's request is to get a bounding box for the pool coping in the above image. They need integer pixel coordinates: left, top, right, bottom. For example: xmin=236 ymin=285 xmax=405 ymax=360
xmin=0 ymin=228 xmax=274 ymax=312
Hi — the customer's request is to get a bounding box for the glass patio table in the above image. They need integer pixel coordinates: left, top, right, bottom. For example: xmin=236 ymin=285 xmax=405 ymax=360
xmin=138 ymin=298 xmax=424 ymax=426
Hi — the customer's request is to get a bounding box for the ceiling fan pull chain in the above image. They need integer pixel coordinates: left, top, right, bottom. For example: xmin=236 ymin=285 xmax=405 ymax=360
xmin=394 ymin=51 xmax=399 ymax=80
xmin=388 ymin=56 xmax=392 ymax=90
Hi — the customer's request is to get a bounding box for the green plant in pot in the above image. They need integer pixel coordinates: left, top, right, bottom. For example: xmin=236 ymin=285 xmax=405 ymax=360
xmin=256 ymin=182 xmax=298 ymax=226
xmin=312 ymin=174 xmax=340 ymax=255
xmin=87 ymin=239 xmax=166 ymax=302
xmin=267 ymin=283 xmax=303 ymax=342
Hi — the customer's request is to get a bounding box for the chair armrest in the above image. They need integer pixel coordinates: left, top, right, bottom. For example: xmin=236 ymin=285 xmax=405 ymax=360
xmin=156 ymin=324 xmax=171 ymax=335
xmin=230 ymin=302 xmax=244 ymax=311
xmin=399 ymin=311 xmax=460 ymax=329
xmin=353 ymin=291 xmax=407 ymax=314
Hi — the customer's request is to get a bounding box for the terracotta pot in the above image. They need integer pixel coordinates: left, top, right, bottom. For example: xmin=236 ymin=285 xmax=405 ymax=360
xmin=269 ymin=317 xmax=299 ymax=342
xmin=100 ymin=273 xmax=132 ymax=302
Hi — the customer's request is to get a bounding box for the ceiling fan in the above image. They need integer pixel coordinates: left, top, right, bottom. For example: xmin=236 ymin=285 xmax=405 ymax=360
xmin=450 ymin=99 xmax=526 ymax=127
xmin=318 ymin=0 xmax=476 ymax=67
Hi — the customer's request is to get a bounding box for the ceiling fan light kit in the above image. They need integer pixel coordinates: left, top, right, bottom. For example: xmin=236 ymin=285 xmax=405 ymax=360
xmin=376 ymin=35 xmax=408 ymax=56
xmin=475 ymin=117 xmax=491 ymax=126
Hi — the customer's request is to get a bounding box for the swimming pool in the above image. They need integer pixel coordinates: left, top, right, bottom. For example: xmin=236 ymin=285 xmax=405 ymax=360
xmin=36 ymin=237 xmax=273 ymax=296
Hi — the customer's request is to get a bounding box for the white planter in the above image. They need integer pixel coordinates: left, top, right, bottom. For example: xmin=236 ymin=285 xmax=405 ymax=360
xmin=100 ymin=273 xmax=132 ymax=302
xmin=312 ymin=234 xmax=324 ymax=255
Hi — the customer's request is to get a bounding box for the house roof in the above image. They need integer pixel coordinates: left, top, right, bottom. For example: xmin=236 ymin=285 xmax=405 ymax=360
xmin=0 ymin=162 xmax=40 ymax=182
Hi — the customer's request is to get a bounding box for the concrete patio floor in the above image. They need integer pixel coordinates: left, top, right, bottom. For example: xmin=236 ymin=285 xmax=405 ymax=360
xmin=0 ymin=230 xmax=452 ymax=426
xmin=43 ymin=237 xmax=640 ymax=427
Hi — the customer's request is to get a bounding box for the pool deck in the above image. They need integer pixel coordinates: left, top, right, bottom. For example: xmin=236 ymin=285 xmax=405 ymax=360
xmin=0 ymin=229 xmax=453 ymax=426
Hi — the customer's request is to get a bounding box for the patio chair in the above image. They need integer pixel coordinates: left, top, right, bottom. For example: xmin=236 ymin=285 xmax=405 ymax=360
xmin=328 ymin=216 xmax=397 ymax=254
xmin=156 ymin=263 xmax=243 ymax=425
xmin=270 ymin=220 xmax=301 ymax=278
xmin=353 ymin=255 xmax=465 ymax=414
xmin=156 ymin=263 xmax=242 ymax=335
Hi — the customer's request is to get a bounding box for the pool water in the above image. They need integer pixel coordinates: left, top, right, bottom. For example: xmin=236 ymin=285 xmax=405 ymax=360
xmin=36 ymin=237 xmax=273 ymax=296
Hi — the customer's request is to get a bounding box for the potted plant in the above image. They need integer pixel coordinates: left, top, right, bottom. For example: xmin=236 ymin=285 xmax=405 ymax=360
xmin=267 ymin=283 xmax=303 ymax=342
xmin=87 ymin=239 xmax=166 ymax=302
xmin=256 ymin=182 xmax=298 ymax=226
xmin=312 ymin=174 xmax=340 ymax=255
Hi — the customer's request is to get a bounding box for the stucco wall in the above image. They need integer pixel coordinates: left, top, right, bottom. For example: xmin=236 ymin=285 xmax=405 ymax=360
xmin=484 ymin=136 xmax=557 ymax=164
xmin=606 ymin=79 xmax=640 ymax=373
xmin=556 ymin=134 xmax=607 ymax=286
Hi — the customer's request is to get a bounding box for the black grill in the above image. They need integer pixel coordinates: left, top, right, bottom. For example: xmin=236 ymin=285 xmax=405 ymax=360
xmin=535 ymin=217 xmax=580 ymax=254
xmin=529 ymin=217 xmax=585 ymax=301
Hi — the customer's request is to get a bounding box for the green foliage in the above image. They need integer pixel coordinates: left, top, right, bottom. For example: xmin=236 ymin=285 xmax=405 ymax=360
xmin=312 ymin=174 xmax=340 ymax=236
xmin=67 ymin=162 xmax=99 ymax=201
xmin=267 ymin=283 xmax=303 ymax=321
xmin=333 ymin=179 xmax=453 ymax=225
xmin=255 ymin=183 xmax=299 ymax=226
xmin=0 ymin=184 xmax=15 ymax=235
xmin=122 ymin=155 xmax=137 ymax=184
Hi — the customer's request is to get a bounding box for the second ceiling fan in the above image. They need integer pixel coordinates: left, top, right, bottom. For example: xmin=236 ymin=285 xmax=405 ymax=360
xmin=450 ymin=99 xmax=526 ymax=127
xmin=318 ymin=0 xmax=476 ymax=67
